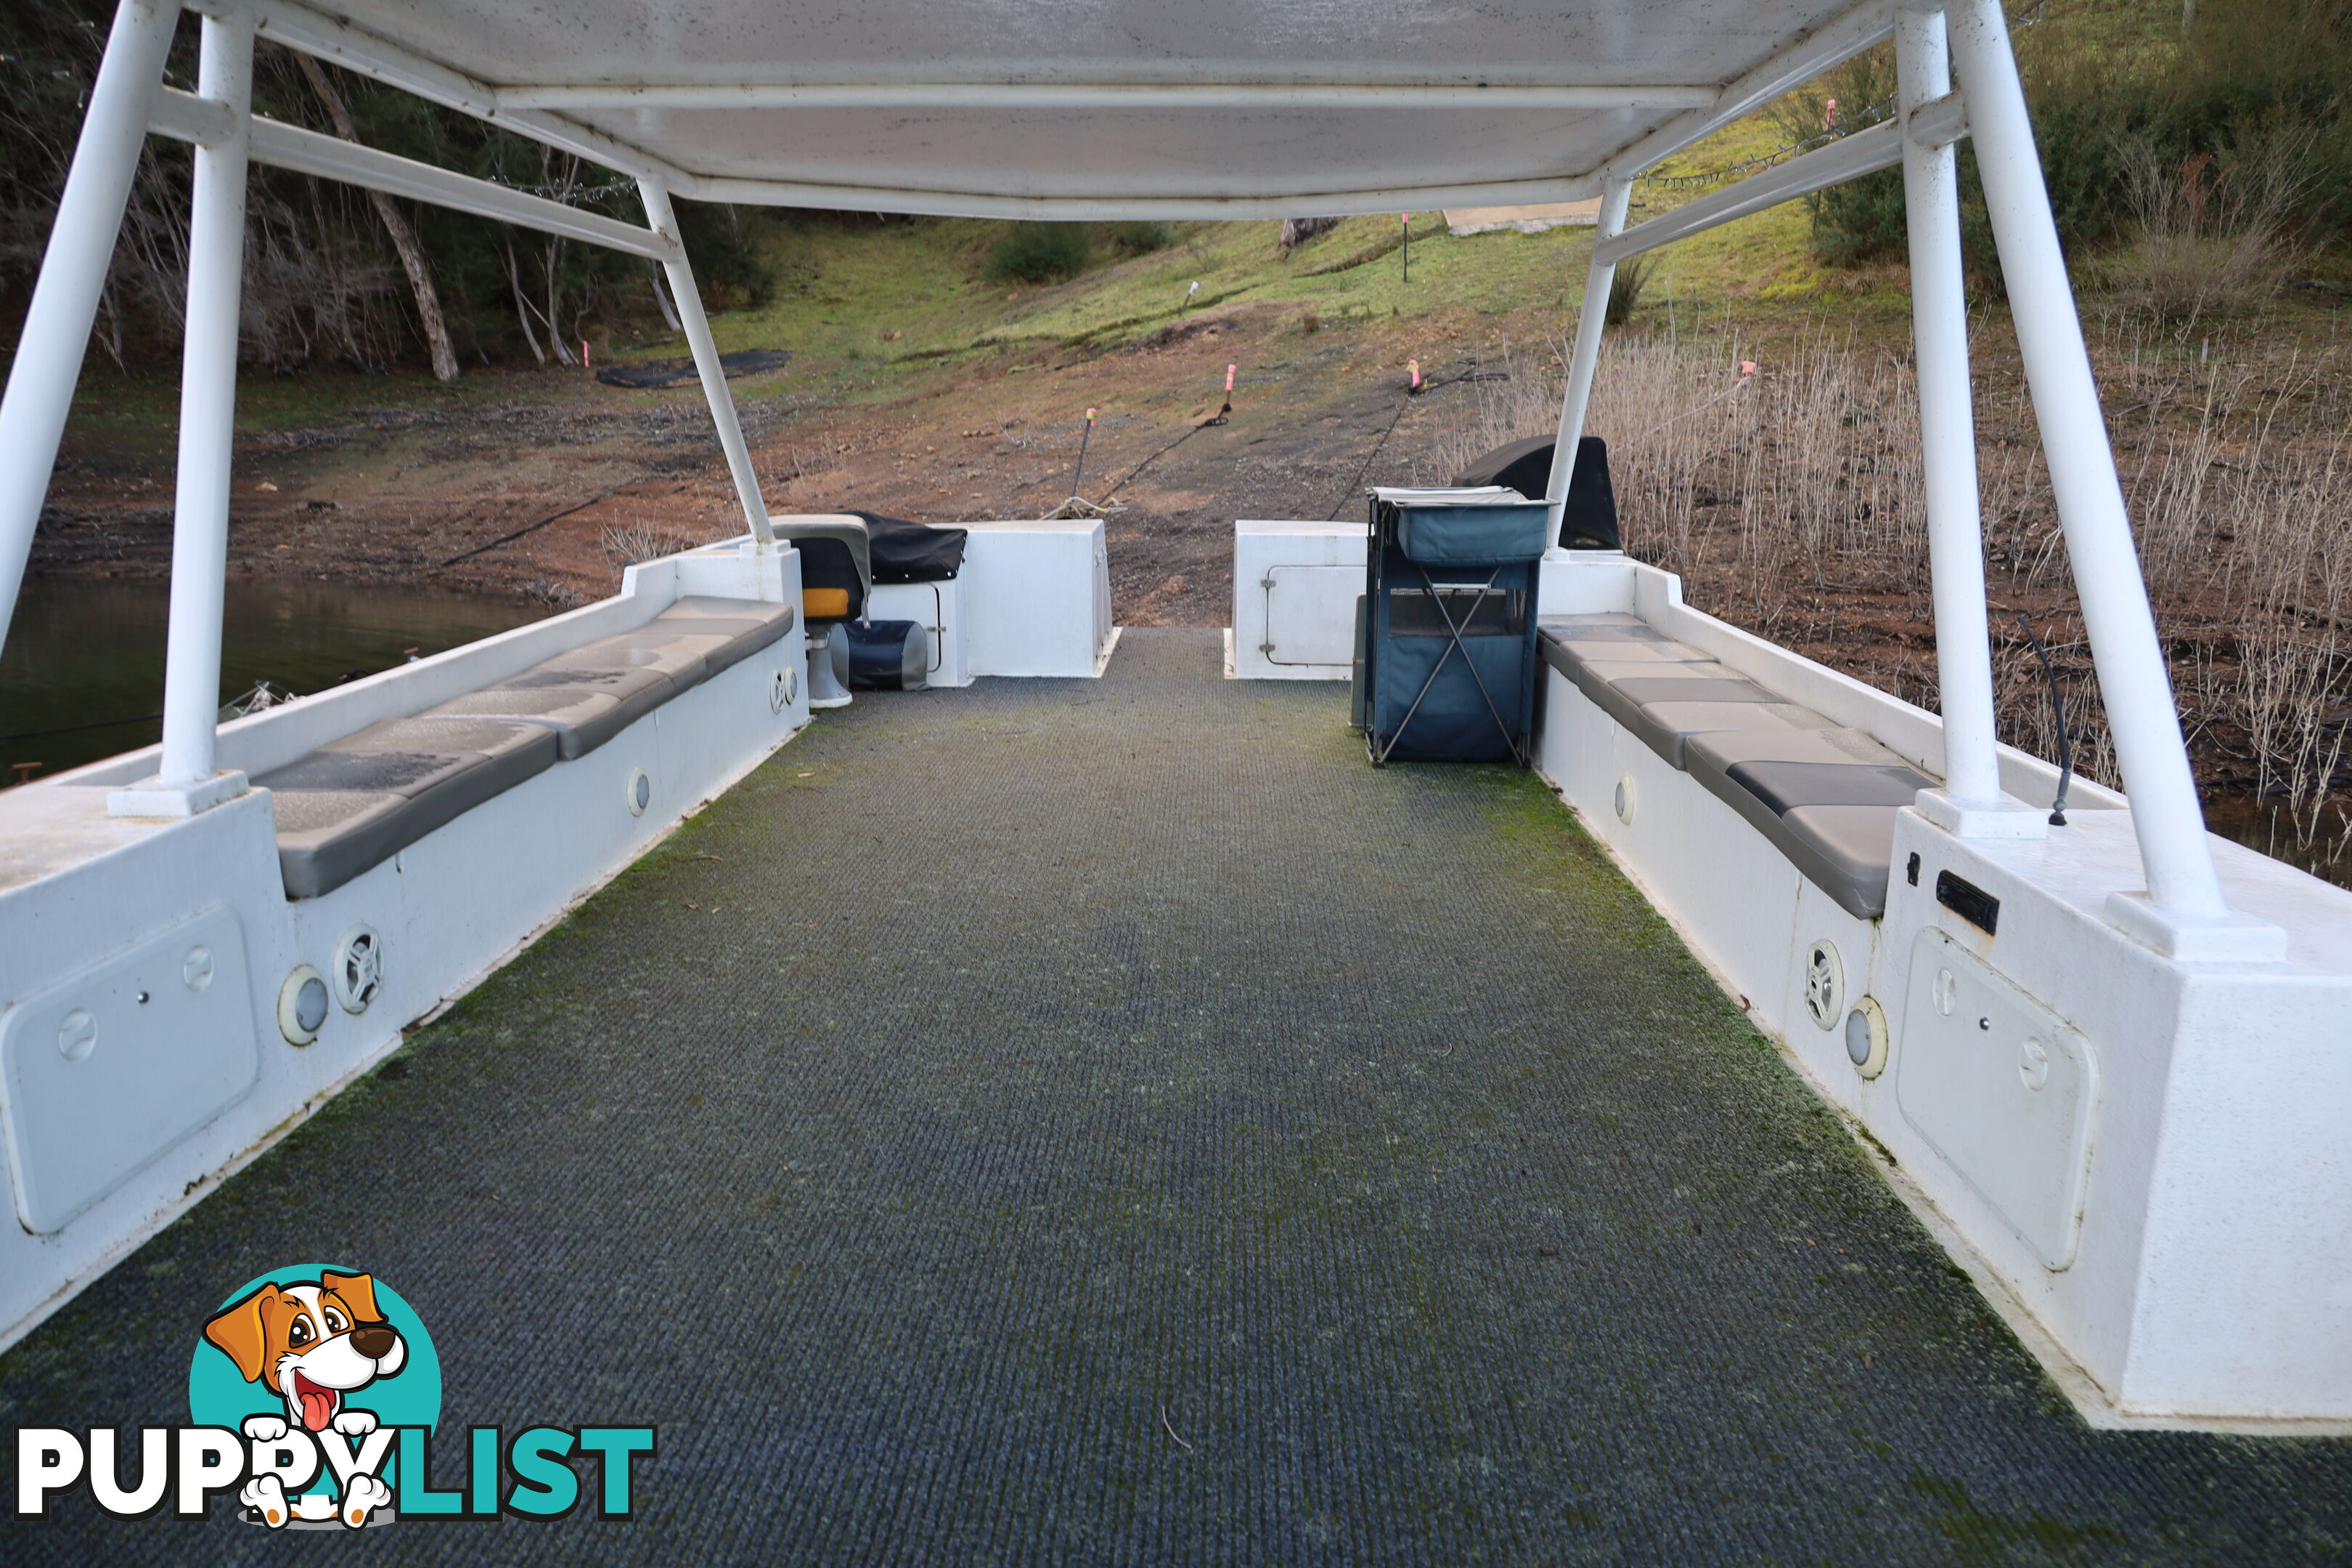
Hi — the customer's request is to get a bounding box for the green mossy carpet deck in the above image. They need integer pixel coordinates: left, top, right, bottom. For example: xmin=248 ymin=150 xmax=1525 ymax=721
xmin=3 ymin=629 xmax=2345 ymax=1563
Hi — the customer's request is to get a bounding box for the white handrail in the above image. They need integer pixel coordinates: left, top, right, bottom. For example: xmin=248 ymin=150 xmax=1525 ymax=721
xmin=1593 ymin=93 xmax=1961 ymax=268
xmin=1898 ymin=12 xmax=2005 ymax=814
xmin=1601 ymin=0 xmax=1898 ymax=182
xmin=638 ymin=178 xmax=775 ymax=547
xmin=0 ymin=0 xmax=178 ymax=661
xmin=148 ymin=89 xmax=683 ymax=262
xmin=1543 ymin=179 xmax=1633 ymax=543
xmin=154 ymin=8 xmax=254 ymax=795
xmin=1948 ymin=0 xmax=2231 ymax=920
xmin=499 ymin=81 xmax=1723 ymax=112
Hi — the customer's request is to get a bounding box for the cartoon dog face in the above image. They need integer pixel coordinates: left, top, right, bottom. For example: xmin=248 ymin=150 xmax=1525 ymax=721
xmin=203 ymin=1271 xmax=407 ymax=1432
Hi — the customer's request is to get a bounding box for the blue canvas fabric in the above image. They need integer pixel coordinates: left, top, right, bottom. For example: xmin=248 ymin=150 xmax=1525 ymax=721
xmin=1360 ymin=494 xmax=1542 ymax=764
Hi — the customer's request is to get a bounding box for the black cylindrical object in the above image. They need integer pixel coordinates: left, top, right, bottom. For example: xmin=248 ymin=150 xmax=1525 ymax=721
xmin=841 ymin=619 xmax=930 ymax=690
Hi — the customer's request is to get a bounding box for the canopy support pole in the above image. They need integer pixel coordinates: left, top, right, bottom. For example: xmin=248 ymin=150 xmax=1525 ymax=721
xmin=118 ymin=4 xmax=256 ymax=814
xmin=1948 ymin=0 xmax=2276 ymax=957
xmin=1544 ymin=177 xmax=1632 ymax=547
xmin=1896 ymin=8 xmax=2011 ymax=825
xmin=0 ymin=0 xmax=179 ymax=660
xmin=637 ymin=177 xmax=774 ymax=547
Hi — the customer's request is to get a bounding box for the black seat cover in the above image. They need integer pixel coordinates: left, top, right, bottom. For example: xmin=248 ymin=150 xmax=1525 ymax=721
xmin=1453 ymin=435 xmax=1621 ymax=551
xmin=851 ymin=510 xmax=969 ymax=583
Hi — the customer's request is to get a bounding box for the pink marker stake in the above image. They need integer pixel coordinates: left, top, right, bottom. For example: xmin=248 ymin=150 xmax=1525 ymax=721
xmin=583 ymin=340 xmax=592 ymax=371
xmin=1408 ymin=358 xmax=1422 ymax=395
xmin=1225 ymin=364 xmax=1236 ymax=394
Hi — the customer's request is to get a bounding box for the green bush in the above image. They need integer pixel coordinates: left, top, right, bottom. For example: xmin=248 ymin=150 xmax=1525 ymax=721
xmin=1605 ymin=254 xmax=1654 ymax=324
xmin=1784 ymin=0 xmax=2351 ymax=274
xmin=1773 ymin=48 xmax=1910 ymax=266
xmin=1111 ymin=220 xmax=1180 ymax=255
xmin=673 ymin=198 xmax=778 ymax=310
xmin=984 ymin=222 xmax=1092 ymax=282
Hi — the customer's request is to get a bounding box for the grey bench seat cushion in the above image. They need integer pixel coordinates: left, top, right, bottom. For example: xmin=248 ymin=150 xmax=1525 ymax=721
xmin=262 ymin=595 xmax=794 ymax=897
xmin=1625 ymin=700 xmax=1842 ymax=768
xmin=1685 ymin=730 xmax=1937 ymax=919
xmin=261 ymin=717 xmax=560 ymax=899
xmin=1780 ymin=807 xmax=1918 ymax=920
xmin=1571 ymin=661 xmax=1834 ymax=768
xmin=647 ymin=595 xmax=799 ymax=678
xmin=1538 ymin=618 xmax=1712 ymax=682
xmin=1538 ymin=613 xmax=1943 ymax=918
xmin=1683 ymin=726 xmax=1907 ymax=775
xmin=428 ymin=595 xmax=795 ymax=760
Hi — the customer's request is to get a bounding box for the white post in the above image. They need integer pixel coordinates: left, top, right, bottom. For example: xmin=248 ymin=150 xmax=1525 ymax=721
xmin=1948 ymin=0 xmax=2242 ymax=934
xmin=0 ymin=0 xmax=179 ymax=658
xmin=1544 ymin=178 xmax=1633 ymax=545
xmin=139 ymin=7 xmax=256 ymax=807
xmin=636 ymin=177 xmax=774 ymax=546
xmin=1895 ymin=7 xmax=2015 ymax=827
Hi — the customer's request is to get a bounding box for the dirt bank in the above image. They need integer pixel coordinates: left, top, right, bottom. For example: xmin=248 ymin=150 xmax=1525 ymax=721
xmin=31 ymin=301 xmax=1500 ymax=629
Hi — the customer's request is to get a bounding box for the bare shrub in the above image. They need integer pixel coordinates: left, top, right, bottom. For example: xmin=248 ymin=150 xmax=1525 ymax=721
xmin=1426 ymin=326 xmax=2352 ymax=853
xmin=1424 ymin=338 xmax=1568 ymax=482
xmin=600 ymin=518 xmax=708 ymax=563
xmin=2098 ymin=130 xmax=2318 ymax=327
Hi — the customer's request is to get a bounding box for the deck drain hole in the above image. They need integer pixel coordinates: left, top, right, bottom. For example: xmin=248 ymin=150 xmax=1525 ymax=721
xmin=279 ymin=966 xmax=329 ymax=1045
xmin=625 ymin=767 xmax=652 ymax=817
xmin=1846 ymin=997 xmax=1888 ymax=1078
xmin=1613 ymin=774 xmax=1637 ymax=825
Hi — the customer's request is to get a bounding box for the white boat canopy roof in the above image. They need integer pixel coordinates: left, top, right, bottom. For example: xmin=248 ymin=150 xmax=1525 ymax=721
xmin=256 ymin=0 xmax=1896 ymax=217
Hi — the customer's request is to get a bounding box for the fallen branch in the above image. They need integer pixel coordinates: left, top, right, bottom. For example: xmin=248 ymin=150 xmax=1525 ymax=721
xmin=295 ymin=53 xmax=460 ymax=383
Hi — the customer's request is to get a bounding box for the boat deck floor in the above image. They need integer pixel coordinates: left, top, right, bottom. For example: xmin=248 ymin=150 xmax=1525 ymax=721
xmin=4 ymin=629 xmax=2348 ymax=1563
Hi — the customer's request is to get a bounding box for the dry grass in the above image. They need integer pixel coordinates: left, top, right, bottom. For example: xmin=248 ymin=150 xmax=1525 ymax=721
xmin=2097 ymin=133 xmax=2320 ymax=330
xmin=598 ymin=513 xmax=719 ymax=565
xmin=1431 ymin=324 xmax=2352 ymax=867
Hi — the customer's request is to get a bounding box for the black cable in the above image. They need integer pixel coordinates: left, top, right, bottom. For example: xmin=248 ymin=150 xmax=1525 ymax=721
xmin=1096 ymin=396 xmax=1258 ymax=505
xmin=2016 ymin=613 xmax=2074 ymax=826
xmin=440 ymin=489 xmax=617 ymax=568
xmin=1320 ymin=367 xmax=1491 ymax=521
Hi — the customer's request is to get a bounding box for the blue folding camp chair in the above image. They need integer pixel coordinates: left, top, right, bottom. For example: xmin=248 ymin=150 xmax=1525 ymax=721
xmin=1357 ymin=487 xmax=1550 ymax=766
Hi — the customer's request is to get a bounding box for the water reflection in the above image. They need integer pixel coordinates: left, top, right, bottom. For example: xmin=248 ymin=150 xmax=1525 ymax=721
xmin=2202 ymin=794 xmax=2352 ymax=892
xmin=1 ymin=576 xmax=546 ymax=780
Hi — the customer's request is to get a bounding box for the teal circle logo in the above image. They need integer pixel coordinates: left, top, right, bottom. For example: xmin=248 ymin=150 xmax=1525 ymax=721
xmin=187 ymin=1265 xmax=439 ymax=1525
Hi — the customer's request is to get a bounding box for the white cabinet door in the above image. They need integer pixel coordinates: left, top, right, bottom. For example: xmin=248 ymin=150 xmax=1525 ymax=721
xmin=1263 ymin=565 xmax=1360 ymax=669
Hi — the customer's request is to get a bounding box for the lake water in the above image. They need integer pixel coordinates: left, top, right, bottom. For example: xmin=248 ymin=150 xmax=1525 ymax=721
xmin=2200 ymin=794 xmax=2352 ymax=893
xmin=5 ymin=576 xmax=2345 ymax=895
xmin=1 ymin=576 xmax=547 ymax=781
